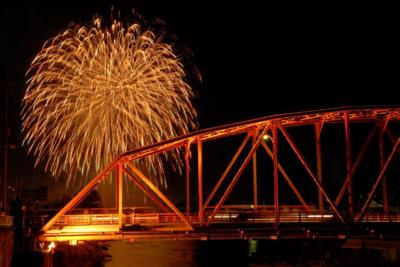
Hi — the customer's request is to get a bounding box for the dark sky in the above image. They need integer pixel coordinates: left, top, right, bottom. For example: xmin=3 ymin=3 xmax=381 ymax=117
xmin=0 ymin=1 xmax=399 ymax=203
xmin=2 ymin=1 xmax=398 ymax=125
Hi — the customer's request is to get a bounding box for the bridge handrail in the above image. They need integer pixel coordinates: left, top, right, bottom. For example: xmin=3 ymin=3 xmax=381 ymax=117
xmin=48 ymin=210 xmax=400 ymax=227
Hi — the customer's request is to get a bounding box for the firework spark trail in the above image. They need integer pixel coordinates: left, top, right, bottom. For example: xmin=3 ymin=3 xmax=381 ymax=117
xmin=22 ymin=18 xmax=197 ymax=185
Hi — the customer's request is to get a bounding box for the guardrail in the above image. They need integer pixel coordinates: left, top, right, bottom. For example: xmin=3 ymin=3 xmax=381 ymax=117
xmin=36 ymin=209 xmax=400 ymax=228
xmin=50 ymin=211 xmax=400 ymax=227
xmin=356 ymin=212 xmax=400 ymax=223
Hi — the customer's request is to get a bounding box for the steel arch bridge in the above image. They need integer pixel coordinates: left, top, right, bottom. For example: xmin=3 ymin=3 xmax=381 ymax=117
xmin=38 ymin=106 xmax=400 ymax=242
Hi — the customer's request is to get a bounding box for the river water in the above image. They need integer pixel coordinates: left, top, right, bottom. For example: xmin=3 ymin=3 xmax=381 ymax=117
xmin=104 ymin=239 xmax=397 ymax=266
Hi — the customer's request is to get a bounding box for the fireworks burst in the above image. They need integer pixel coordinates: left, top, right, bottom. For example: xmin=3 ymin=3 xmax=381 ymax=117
xmin=21 ymin=18 xmax=197 ymax=184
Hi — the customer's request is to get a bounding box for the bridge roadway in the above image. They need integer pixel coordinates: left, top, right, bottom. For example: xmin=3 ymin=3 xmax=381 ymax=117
xmin=34 ymin=208 xmax=400 ymax=242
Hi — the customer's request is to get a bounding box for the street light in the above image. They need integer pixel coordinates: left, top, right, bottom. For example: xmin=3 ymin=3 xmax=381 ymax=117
xmin=262 ymin=134 xmax=272 ymax=142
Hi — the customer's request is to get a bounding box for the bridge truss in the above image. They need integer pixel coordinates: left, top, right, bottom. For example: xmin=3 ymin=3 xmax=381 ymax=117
xmin=39 ymin=106 xmax=400 ymax=241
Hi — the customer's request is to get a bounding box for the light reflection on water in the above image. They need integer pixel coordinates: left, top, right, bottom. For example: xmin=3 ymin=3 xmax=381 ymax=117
xmin=105 ymin=239 xmax=397 ymax=267
xmin=248 ymin=239 xmax=258 ymax=257
xmin=105 ymin=240 xmax=249 ymax=267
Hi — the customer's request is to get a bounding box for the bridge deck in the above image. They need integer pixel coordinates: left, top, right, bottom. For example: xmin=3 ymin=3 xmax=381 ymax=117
xmin=36 ymin=210 xmax=400 ymax=242
xmin=38 ymin=222 xmax=400 ymax=242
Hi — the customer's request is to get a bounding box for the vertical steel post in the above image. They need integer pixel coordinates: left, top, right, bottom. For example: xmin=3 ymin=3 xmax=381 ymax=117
xmin=279 ymin=126 xmax=345 ymax=224
xmin=380 ymin=123 xmax=389 ymax=214
xmin=315 ymin=122 xmax=323 ymax=214
xmin=117 ymin=162 xmax=123 ymax=229
xmin=252 ymin=129 xmax=258 ymax=208
xmin=261 ymin=141 xmax=310 ymax=211
xmin=115 ymin=166 xmax=119 ymax=212
xmin=185 ymin=143 xmax=191 ymax=217
xmin=197 ymin=137 xmax=203 ymax=227
xmin=206 ymin=126 xmax=270 ymax=226
xmin=334 ymin=123 xmax=379 ymax=206
xmin=358 ymin=137 xmax=400 ymax=222
xmin=272 ymin=126 xmax=279 ymax=229
xmin=344 ymin=112 xmax=353 ymax=220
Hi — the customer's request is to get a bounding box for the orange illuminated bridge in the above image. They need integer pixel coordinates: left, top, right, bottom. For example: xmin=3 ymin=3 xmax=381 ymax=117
xmin=37 ymin=106 xmax=400 ymax=242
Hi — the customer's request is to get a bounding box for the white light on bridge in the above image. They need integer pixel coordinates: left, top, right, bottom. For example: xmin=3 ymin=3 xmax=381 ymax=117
xmin=306 ymin=214 xmax=334 ymax=219
xmin=214 ymin=214 xmax=239 ymax=219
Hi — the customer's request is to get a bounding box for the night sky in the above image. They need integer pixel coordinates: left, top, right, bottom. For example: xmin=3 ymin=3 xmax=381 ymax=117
xmin=0 ymin=2 xmax=399 ymax=203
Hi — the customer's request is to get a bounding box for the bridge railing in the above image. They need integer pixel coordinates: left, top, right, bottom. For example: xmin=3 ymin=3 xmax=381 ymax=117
xmin=34 ymin=210 xmax=400 ymax=230
xmin=51 ymin=213 xmax=179 ymax=226
xmin=49 ymin=210 xmax=341 ymax=227
xmin=55 ymin=214 xmax=120 ymax=225
xmin=355 ymin=212 xmax=400 ymax=223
